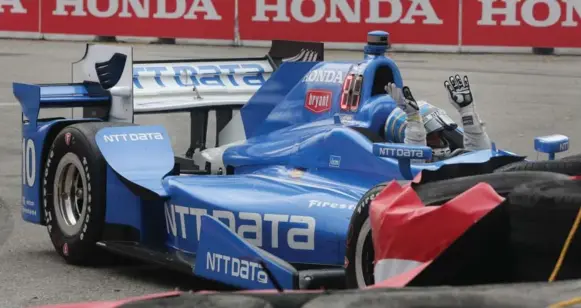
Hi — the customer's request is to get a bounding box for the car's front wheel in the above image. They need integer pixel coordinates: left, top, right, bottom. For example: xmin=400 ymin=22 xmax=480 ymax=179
xmin=345 ymin=184 xmax=385 ymax=288
xmin=43 ymin=122 xmax=127 ymax=265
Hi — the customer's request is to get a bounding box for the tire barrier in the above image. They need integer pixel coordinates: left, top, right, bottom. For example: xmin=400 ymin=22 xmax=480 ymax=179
xmin=508 ymin=179 xmax=581 ymax=283
xmin=352 ymin=175 xmax=581 ymax=289
xmin=344 ymin=171 xmax=570 ymax=287
xmin=495 ymin=155 xmax=581 ymax=176
xmin=107 ymin=281 xmax=581 ymax=308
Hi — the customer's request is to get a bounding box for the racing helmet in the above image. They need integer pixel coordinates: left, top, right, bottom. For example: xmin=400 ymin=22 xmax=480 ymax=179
xmin=384 ymin=101 xmax=458 ymax=159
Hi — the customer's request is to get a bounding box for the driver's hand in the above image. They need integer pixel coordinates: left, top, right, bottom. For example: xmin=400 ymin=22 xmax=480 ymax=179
xmin=386 ymin=83 xmax=421 ymax=122
xmin=445 ymin=75 xmax=474 ymax=111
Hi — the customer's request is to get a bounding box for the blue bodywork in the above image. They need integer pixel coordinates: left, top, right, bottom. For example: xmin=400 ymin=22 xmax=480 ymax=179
xmin=14 ymin=32 xmax=568 ymax=290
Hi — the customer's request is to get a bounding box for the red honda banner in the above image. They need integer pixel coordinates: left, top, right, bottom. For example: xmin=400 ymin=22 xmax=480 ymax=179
xmin=239 ymin=0 xmax=460 ymax=45
xmin=463 ymin=0 xmax=581 ymax=48
xmin=0 ymin=0 xmax=579 ymax=53
xmin=40 ymin=0 xmax=235 ymax=39
xmin=0 ymin=0 xmax=40 ymax=32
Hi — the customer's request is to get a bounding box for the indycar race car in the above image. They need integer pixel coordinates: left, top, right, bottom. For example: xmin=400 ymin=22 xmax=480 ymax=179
xmin=14 ymin=30 xmax=572 ymax=291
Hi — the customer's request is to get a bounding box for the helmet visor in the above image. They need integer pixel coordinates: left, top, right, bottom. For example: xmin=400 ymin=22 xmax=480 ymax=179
xmin=423 ymin=109 xmax=458 ymax=134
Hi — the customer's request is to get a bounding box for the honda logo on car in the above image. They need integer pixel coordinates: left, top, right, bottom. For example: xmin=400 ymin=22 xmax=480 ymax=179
xmin=378 ymin=147 xmax=426 ymax=159
xmin=102 ymin=132 xmax=164 ymax=142
xmin=165 ymin=204 xmax=316 ymax=250
xmin=206 ymin=252 xmax=268 ymax=284
xmin=305 ymin=90 xmax=332 ymax=113
xmin=303 ymin=69 xmax=344 ymax=84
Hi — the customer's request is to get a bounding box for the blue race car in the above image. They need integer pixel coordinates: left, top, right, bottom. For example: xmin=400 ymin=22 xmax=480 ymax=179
xmin=14 ymin=31 xmax=571 ymax=291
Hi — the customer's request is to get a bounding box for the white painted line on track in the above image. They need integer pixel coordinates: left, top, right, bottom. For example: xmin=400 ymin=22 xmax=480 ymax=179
xmin=0 ymin=102 xmax=19 ymax=108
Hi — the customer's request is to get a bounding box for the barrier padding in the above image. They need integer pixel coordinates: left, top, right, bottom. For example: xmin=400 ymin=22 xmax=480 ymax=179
xmin=118 ymin=280 xmax=581 ymax=308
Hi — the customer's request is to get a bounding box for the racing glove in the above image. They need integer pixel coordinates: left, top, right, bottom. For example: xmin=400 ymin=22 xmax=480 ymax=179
xmin=386 ymin=83 xmax=427 ymax=147
xmin=444 ymin=75 xmax=491 ymax=151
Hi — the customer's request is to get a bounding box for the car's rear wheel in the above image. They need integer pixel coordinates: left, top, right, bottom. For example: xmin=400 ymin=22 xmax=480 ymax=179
xmin=344 ymin=171 xmax=571 ymax=288
xmin=44 ymin=122 xmax=131 ymax=265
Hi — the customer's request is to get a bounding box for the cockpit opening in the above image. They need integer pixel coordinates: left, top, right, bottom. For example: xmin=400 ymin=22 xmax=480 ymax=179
xmin=371 ymin=65 xmax=395 ymax=97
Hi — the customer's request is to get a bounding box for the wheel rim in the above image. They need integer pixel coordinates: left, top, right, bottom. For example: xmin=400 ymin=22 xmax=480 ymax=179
xmin=354 ymin=218 xmax=375 ymax=287
xmin=53 ymin=153 xmax=88 ymax=237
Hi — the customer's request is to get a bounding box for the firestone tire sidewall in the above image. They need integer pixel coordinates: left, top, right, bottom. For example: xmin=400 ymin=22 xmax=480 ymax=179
xmin=345 ymin=184 xmax=386 ymax=289
xmin=43 ymin=126 xmax=107 ymax=265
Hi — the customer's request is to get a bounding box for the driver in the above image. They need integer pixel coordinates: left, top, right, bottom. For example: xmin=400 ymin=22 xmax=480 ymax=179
xmin=384 ymin=74 xmax=491 ymax=162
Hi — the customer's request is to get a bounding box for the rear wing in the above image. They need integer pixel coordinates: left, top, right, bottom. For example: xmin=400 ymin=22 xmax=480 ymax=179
xmin=80 ymin=40 xmax=324 ymax=120
xmin=14 ymin=40 xmax=324 ymax=125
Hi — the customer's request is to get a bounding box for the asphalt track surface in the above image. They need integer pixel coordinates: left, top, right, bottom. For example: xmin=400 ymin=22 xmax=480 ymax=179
xmin=0 ymin=39 xmax=579 ymax=308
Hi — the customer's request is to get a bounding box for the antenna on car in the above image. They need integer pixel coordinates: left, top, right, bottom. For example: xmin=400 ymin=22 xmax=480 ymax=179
xmin=364 ymin=30 xmax=390 ymax=59
xmin=192 ymin=84 xmax=202 ymax=100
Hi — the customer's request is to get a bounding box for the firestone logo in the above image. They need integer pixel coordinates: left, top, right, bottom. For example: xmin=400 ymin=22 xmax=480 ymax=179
xmin=252 ymin=0 xmax=443 ymax=25
xmin=51 ymin=0 xmax=222 ymax=20
xmin=478 ymin=0 xmax=581 ymax=28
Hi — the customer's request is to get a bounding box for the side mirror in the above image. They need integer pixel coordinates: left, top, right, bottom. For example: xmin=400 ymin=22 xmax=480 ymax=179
xmin=534 ymin=134 xmax=569 ymax=160
xmin=373 ymin=143 xmax=432 ymax=180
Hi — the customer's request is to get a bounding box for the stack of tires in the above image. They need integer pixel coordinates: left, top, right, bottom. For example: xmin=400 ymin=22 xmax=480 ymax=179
xmin=495 ymin=154 xmax=581 ymax=176
xmin=345 ymin=154 xmax=581 ymax=288
xmin=496 ymin=154 xmax=581 ymax=282
xmin=508 ymin=178 xmax=581 ymax=282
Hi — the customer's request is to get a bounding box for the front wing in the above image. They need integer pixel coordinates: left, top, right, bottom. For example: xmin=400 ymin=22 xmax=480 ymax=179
xmin=194 ymin=215 xmax=298 ymax=290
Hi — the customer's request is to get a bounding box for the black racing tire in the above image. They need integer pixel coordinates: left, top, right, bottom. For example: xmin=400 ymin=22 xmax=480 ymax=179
xmin=345 ymin=184 xmax=386 ymax=289
xmin=494 ymin=156 xmax=581 ymax=176
xmin=507 ymin=179 xmax=581 ymax=282
xmin=344 ymin=171 xmax=571 ymax=288
xmin=561 ymin=153 xmax=581 ymax=161
xmin=413 ymin=171 xmax=571 ymax=206
xmin=43 ymin=121 xmax=133 ymax=265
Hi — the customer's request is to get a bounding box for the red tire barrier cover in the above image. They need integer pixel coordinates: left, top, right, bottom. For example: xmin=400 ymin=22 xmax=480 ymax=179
xmin=369 ymin=181 xmax=504 ymax=288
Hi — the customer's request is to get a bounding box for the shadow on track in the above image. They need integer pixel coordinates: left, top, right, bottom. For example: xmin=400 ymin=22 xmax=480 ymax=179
xmin=32 ymin=248 xmax=236 ymax=293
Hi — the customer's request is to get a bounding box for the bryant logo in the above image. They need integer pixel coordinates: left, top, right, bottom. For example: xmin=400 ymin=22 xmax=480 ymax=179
xmin=305 ymin=90 xmax=332 ymax=113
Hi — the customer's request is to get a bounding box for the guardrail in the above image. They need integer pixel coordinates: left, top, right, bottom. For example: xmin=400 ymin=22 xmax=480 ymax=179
xmin=0 ymin=0 xmax=579 ymax=55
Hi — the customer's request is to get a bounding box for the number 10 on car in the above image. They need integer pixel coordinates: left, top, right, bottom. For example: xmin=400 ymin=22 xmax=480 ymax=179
xmin=22 ymin=138 xmax=36 ymax=187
